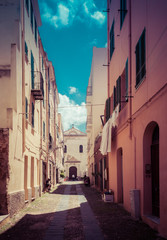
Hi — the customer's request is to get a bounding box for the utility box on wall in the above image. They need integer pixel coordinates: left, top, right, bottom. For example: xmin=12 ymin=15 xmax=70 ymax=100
xmin=130 ymin=189 xmax=140 ymax=219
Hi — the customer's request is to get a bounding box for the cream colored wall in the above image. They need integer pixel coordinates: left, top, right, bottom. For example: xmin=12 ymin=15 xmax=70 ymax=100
xmin=86 ymin=47 xmax=107 ymax=183
xmin=91 ymin=47 xmax=107 ymax=138
xmin=64 ymin=134 xmax=87 ymax=178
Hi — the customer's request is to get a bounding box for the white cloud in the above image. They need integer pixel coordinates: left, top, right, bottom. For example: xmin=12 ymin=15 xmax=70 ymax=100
xmin=90 ymin=38 xmax=98 ymax=46
xmin=104 ymin=42 xmax=107 ymax=48
xmin=69 ymin=87 xmax=77 ymax=94
xmin=40 ymin=0 xmax=106 ymax=29
xmin=58 ymin=94 xmax=87 ymax=131
xmin=91 ymin=11 xmax=106 ymax=25
xmin=58 ymin=4 xmax=70 ymax=26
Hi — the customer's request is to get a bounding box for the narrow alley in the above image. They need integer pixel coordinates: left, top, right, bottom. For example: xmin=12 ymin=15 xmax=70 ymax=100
xmin=0 ymin=182 xmax=164 ymax=240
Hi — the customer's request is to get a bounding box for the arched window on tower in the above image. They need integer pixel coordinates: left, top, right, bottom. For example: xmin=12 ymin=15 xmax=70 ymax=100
xmin=79 ymin=145 xmax=83 ymax=153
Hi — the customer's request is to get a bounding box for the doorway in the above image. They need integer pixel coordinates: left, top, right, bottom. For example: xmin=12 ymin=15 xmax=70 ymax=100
xmin=117 ymin=148 xmax=123 ymax=203
xmin=143 ymin=122 xmax=160 ymax=218
xmin=69 ymin=166 xmax=77 ymax=180
xmin=151 ymin=125 xmax=159 ymax=217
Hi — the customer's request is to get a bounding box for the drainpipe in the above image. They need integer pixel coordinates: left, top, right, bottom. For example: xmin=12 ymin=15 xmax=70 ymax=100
xmin=107 ymin=0 xmax=110 ymax=191
xmin=107 ymin=0 xmax=110 ymax=99
xmin=21 ymin=0 xmax=25 ymax=154
xmin=129 ymin=0 xmax=132 ymax=139
xmin=38 ymin=39 xmax=43 ymax=195
xmin=129 ymin=0 xmax=137 ymax=191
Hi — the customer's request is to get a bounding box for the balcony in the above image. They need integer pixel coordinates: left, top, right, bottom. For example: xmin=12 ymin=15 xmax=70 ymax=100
xmin=31 ymin=72 xmax=44 ymax=100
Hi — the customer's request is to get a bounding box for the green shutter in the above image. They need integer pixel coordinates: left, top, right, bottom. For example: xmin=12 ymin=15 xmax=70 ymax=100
xmin=113 ymin=86 xmax=116 ymax=110
xmin=25 ymin=41 xmax=28 ymax=56
xmin=25 ymin=98 xmax=28 ymax=119
xmin=120 ymin=0 xmax=127 ymax=29
xmin=35 ymin=19 xmax=37 ymax=44
xmin=136 ymin=29 xmax=146 ymax=87
xmin=30 ymin=1 xmax=33 ymax=29
xmin=105 ymin=97 xmax=111 ymax=122
xmin=110 ymin=20 xmax=115 ymax=60
xmin=125 ymin=59 xmax=128 ymax=99
xmin=26 ymin=0 xmax=29 ymax=14
xmin=31 ymin=51 xmax=34 ymax=89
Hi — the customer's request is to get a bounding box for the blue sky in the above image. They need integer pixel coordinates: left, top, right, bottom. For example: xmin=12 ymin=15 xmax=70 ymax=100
xmin=38 ymin=0 xmax=107 ymax=132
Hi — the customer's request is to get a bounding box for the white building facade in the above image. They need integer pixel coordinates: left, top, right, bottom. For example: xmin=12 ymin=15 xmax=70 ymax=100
xmin=64 ymin=126 xmax=87 ymax=179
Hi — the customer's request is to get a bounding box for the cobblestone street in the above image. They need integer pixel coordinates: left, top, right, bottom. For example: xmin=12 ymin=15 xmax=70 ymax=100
xmin=0 ymin=182 xmax=165 ymax=240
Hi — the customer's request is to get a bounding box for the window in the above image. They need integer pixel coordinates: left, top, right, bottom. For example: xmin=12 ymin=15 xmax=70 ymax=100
xmin=35 ymin=19 xmax=37 ymax=44
xmin=43 ymin=121 xmax=45 ymax=139
xmin=32 ymin=102 xmax=34 ymax=127
xmin=31 ymin=51 xmax=34 ymax=89
xmin=136 ymin=29 xmax=146 ymax=87
xmin=120 ymin=0 xmax=127 ymax=29
xmin=79 ymin=145 xmax=83 ymax=153
xmin=110 ymin=20 xmax=115 ymax=60
xmin=25 ymin=97 xmax=28 ymax=119
xmin=64 ymin=145 xmax=67 ymax=153
xmin=30 ymin=1 xmax=33 ymax=30
xmin=25 ymin=0 xmax=29 ymax=15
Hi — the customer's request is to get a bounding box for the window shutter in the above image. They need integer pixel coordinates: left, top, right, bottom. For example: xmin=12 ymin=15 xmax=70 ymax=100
xmin=25 ymin=98 xmax=28 ymax=119
xmin=141 ymin=29 xmax=146 ymax=79
xmin=116 ymin=77 xmax=121 ymax=110
xmin=30 ymin=1 xmax=33 ymax=29
xmin=125 ymin=59 xmax=128 ymax=99
xmin=136 ymin=29 xmax=146 ymax=87
xmin=113 ymin=86 xmax=116 ymax=110
xmin=110 ymin=20 xmax=115 ymax=60
xmin=31 ymin=51 xmax=34 ymax=89
xmin=105 ymin=97 xmax=111 ymax=122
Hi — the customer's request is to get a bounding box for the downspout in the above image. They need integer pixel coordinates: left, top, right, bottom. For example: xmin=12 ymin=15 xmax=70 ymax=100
xmin=107 ymin=0 xmax=110 ymax=99
xmin=39 ymin=41 xmax=42 ymax=195
xmin=107 ymin=0 xmax=110 ymax=191
xmin=21 ymin=0 xmax=25 ymax=154
xmin=129 ymin=0 xmax=132 ymax=139
xmin=129 ymin=0 xmax=136 ymax=189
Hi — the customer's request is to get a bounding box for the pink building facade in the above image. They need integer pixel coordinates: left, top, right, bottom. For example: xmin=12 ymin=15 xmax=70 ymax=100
xmin=104 ymin=0 xmax=167 ymax=237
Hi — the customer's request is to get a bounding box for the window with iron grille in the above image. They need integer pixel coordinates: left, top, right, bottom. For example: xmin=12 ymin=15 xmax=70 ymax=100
xmin=110 ymin=20 xmax=115 ymax=60
xmin=120 ymin=0 xmax=127 ymax=29
xmin=136 ymin=29 xmax=146 ymax=87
